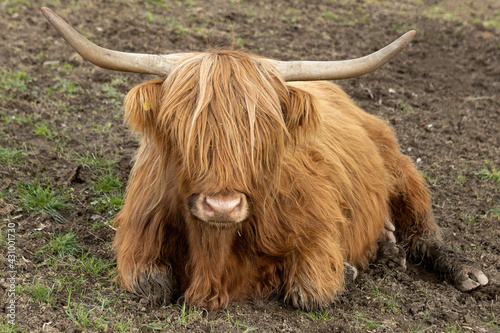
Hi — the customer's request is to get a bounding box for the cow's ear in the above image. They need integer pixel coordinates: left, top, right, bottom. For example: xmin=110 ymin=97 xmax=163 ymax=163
xmin=284 ymin=85 xmax=322 ymax=143
xmin=124 ymin=78 xmax=164 ymax=135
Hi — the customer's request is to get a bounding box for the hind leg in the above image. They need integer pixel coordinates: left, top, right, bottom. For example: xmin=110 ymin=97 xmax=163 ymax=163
xmin=390 ymin=155 xmax=488 ymax=290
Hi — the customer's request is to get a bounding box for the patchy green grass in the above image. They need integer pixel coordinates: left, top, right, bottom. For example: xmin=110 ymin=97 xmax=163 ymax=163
xmin=1 ymin=112 xmax=34 ymax=125
xmin=352 ymin=311 xmax=382 ymax=330
xmin=370 ymin=285 xmax=400 ymax=313
xmin=322 ymin=11 xmax=338 ymax=20
xmin=0 ymin=146 xmax=27 ymax=166
xmin=444 ymin=323 xmax=463 ymax=333
xmin=16 ymin=181 xmax=71 ymax=217
xmin=46 ymin=77 xmax=81 ymax=96
xmin=225 ymin=310 xmax=259 ymax=331
xmin=0 ymin=68 xmax=34 ymax=99
xmin=74 ymin=151 xmax=117 ymax=170
xmin=397 ymin=100 xmax=416 ymax=114
xmin=460 ymin=212 xmax=478 ymax=225
xmin=79 ymin=251 xmax=115 ymax=278
xmin=423 ymin=3 xmax=500 ymax=30
xmin=101 ymin=79 xmax=125 ymax=109
xmin=90 ymin=170 xmax=124 ymax=216
xmin=34 ymin=121 xmax=58 ymax=139
xmin=0 ymin=321 xmax=20 ymax=333
xmin=144 ymin=11 xmax=155 ymax=23
xmin=490 ymin=205 xmax=500 ymax=219
xmin=421 ymin=170 xmax=439 ymax=185
xmin=297 ymin=308 xmax=333 ymax=322
xmin=91 ymin=171 xmax=123 ymax=194
xmin=26 ymin=280 xmax=56 ymax=306
xmin=36 ymin=232 xmax=81 ymax=258
xmin=66 ymin=290 xmax=107 ymax=331
xmin=478 ymin=159 xmax=500 ymax=183
xmin=177 ymin=301 xmax=203 ymax=325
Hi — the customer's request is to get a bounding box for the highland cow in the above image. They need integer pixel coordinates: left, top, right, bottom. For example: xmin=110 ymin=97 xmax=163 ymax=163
xmin=42 ymin=7 xmax=488 ymax=310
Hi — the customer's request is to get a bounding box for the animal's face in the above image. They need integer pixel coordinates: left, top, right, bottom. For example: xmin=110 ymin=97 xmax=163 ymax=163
xmin=124 ymin=50 xmax=321 ymax=226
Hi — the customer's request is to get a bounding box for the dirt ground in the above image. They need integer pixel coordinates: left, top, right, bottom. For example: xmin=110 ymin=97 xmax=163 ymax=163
xmin=0 ymin=0 xmax=499 ymax=332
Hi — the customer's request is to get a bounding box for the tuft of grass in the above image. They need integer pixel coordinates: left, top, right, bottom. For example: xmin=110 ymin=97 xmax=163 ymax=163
xmin=177 ymin=301 xmax=203 ymax=325
xmin=0 ymin=68 xmax=34 ymax=99
xmin=397 ymin=100 xmax=415 ymax=114
xmin=352 ymin=312 xmax=381 ymax=330
xmin=75 ymin=151 xmax=117 ymax=170
xmin=444 ymin=323 xmax=463 ymax=332
xmin=409 ymin=310 xmax=435 ymax=332
xmin=0 ymin=146 xmax=27 ymax=165
xmin=483 ymin=303 xmax=499 ymax=330
xmin=37 ymin=232 xmax=81 ymax=258
xmin=34 ymin=121 xmax=58 ymax=139
xmin=144 ymin=12 xmax=155 ymax=23
xmin=46 ymin=77 xmax=81 ymax=96
xmin=477 ymin=159 xmax=500 ymax=183
xmin=298 ymin=308 xmax=332 ymax=322
xmin=91 ymin=171 xmax=123 ymax=194
xmin=90 ymin=170 xmax=124 ymax=216
xmin=111 ymin=317 xmax=136 ymax=332
xmin=421 ymin=171 xmax=438 ymax=185
xmin=322 ymin=11 xmax=338 ymax=20
xmin=27 ymin=280 xmax=55 ymax=306
xmin=1 ymin=112 xmax=34 ymax=125
xmin=460 ymin=213 xmax=477 ymax=225
xmin=0 ymin=320 xmax=19 ymax=333
xmin=226 ymin=311 xmax=258 ymax=331
xmin=66 ymin=291 xmax=106 ymax=330
xmin=101 ymin=81 xmax=125 ymax=109
xmin=370 ymin=286 xmax=400 ymax=313
xmin=490 ymin=205 xmax=500 ymax=219
xmin=79 ymin=252 xmax=114 ymax=278
xmin=17 ymin=181 xmax=70 ymax=217
xmin=91 ymin=193 xmax=123 ymax=216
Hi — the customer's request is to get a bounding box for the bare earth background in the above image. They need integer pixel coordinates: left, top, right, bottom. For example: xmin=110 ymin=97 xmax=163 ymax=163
xmin=0 ymin=0 xmax=499 ymax=332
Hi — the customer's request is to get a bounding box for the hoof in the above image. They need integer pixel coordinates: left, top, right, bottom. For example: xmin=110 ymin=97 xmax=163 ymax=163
xmin=377 ymin=239 xmax=407 ymax=271
xmin=344 ymin=262 xmax=358 ymax=285
xmin=411 ymin=236 xmax=489 ymax=292
xmin=131 ymin=263 xmax=175 ymax=306
xmin=454 ymin=265 xmax=489 ymax=291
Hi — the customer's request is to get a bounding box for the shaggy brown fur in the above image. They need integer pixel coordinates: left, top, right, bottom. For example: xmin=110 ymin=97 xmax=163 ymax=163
xmin=113 ymin=50 xmax=486 ymax=311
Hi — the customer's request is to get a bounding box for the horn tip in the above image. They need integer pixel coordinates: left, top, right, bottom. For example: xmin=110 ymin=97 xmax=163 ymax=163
xmin=406 ymin=30 xmax=417 ymax=38
xmin=41 ymin=7 xmax=55 ymax=19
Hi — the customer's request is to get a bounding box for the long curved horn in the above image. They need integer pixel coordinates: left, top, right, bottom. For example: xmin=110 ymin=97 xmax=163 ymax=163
xmin=41 ymin=7 xmax=189 ymax=76
xmin=271 ymin=30 xmax=416 ymax=81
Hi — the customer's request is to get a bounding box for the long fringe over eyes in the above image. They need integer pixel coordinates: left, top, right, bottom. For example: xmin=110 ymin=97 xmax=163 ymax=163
xmin=157 ymin=51 xmax=296 ymax=194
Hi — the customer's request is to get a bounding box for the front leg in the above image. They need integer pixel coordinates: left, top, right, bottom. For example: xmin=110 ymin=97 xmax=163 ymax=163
xmin=117 ymin=258 xmax=175 ymax=305
xmin=113 ymin=209 xmax=177 ymax=306
xmin=282 ymin=246 xmax=346 ymax=311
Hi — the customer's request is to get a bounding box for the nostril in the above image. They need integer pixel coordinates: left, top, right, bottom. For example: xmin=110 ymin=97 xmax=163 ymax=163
xmin=201 ymin=199 xmax=215 ymax=216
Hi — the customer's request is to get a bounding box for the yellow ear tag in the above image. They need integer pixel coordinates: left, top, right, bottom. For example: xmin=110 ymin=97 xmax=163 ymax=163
xmin=143 ymin=99 xmax=151 ymax=111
